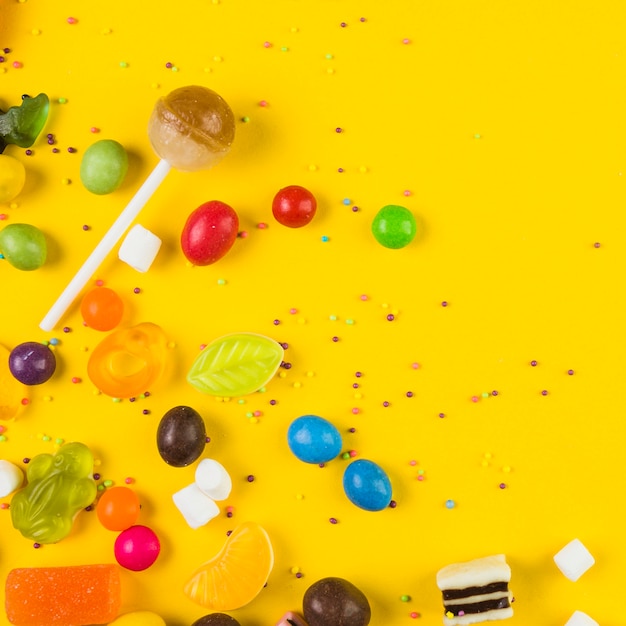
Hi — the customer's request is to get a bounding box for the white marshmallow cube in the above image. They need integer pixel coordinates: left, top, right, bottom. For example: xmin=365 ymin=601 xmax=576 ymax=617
xmin=118 ymin=224 xmax=162 ymax=273
xmin=565 ymin=610 xmax=599 ymax=626
xmin=554 ymin=539 xmax=595 ymax=581
xmin=172 ymin=483 xmax=220 ymax=529
xmin=0 ymin=460 xmax=23 ymax=497
xmin=195 ymin=458 xmax=232 ymax=501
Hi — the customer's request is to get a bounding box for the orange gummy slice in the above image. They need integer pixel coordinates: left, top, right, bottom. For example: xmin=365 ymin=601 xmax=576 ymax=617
xmin=184 ymin=521 xmax=274 ymax=611
xmin=5 ymin=564 xmax=121 ymax=625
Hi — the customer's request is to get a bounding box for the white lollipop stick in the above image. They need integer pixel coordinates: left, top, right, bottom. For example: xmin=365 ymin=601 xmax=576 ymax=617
xmin=39 ymin=158 xmax=172 ymax=331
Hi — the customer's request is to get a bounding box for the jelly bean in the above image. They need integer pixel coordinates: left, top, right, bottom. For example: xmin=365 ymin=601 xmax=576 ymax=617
xmin=181 ymin=200 xmax=239 ymax=266
xmin=109 ymin=611 xmax=166 ymax=626
xmin=10 ymin=442 xmax=97 ymax=543
xmin=96 ymin=486 xmax=140 ymax=531
xmin=371 ymin=204 xmax=417 ymax=249
xmin=157 ymin=405 xmax=206 ymax=467
xmin=0 ymin=154 xmax=26 ymax=202
xmin=192 ymin=614 xmax=241 ymax=626
xmin=272 ymin=185 xmax=317 ymax=228
xmin=0 ymin=223 xmax=47 ymax=270
xmin=80 ymin=286 xmax=124 ymax=331
xmin=342 ymin=459 xmax=392 ymax=511
xmin=80 ymin=139 xmax=129 ymax=194
xmin=114 ymin=524 xmax=160 ymax=571
xmin=148 ymin=85 xmax=235 ymax=172
xmin=303 ymin=577 xmax=371 ymax=626
xmin=87 ymin=322 xmax=168 ymax=398
xmin=187 ymin=333 xmax=284 ymax=397
xmin=0 ymin=93 xmax=49 ymax=152
xmin=0 ymin=343 xmax=28 ymax=419
xmin=287 ymin=415 xmax=342 ymax=464
xmin=9 ymin=341 xmax=56 ymax=385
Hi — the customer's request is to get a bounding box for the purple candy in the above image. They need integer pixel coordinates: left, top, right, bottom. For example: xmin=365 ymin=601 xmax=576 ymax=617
xmin=8 ymin=342 xmax=56 ymax=385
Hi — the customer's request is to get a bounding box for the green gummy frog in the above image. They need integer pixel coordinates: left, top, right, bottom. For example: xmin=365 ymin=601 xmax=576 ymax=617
xmin=10 ymin=442 xmax=97 ymax=543
xmin=0 ymin=93 xmax=49 ymax=153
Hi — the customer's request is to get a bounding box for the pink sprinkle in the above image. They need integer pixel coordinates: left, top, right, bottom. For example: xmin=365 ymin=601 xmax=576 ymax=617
xmin=90 ymin=127 xmax=100 ymax=133
xmin=199 ymin=344 xmax=207 ymax=350
xmin=349 ymin=450 xmax=357 ymax=457
xmin=263 ymin=41 xmax=272 ymax=48
xmin=402 ymin=38 xmax=411 ymax=44
xmin=0 ymin=426 xmax=6 ymax=434
xmin=0 ymin=503 xmax=9 ymax=510
xmin=12 ymin=61 xmax=22 ymax=69
xmin=124 ymin=477 xmax=135 ymax=484
xmin=471 ymin=396 xmax=479 ymax=402
xmin=289 ymin=308 xmax=298 ymax=314
xmin=21 ymin=398 xmax=29 ymax=406
xmin=409 ymin=613 xmax=420 ymax=619
xmin=71 ymin=377 xmax=81 ymax=384
xmin=351 ymin=408 xmax=360 ymax=414
xmin=258 ymin=100 xmax=268 ymax=107
xmin=0 ymin=214 xmax=7 ymax=220
xmin=257 ymin=222 xmax=268 ymax=229
xmin=411 ymin=362 xmax=420 ymax=369
xmin=417 ymin=475 xmax=425 ymax=481
xmin=409 ymin=460 xmax=417 ymax=466
xmin=360 ymin=294 xmax=368 ymax=301
xmin=403 ymin=189 xmax=412 ymax=196
xmin=95 ymin=279 xmax=105 ymax=286
xmin=67 ymin=17 xmax=78 ymax=24
xmin=253 ymin=410 xmax=263 ymax=417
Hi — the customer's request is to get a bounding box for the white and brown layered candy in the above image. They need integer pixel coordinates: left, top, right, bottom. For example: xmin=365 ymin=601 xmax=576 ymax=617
xmin=436 ymin=554 xmax=513 ymax=625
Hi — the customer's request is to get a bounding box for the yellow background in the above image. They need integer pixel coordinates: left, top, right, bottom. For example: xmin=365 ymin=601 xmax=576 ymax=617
xmin=1 ymin=1 xmax=625 ymax=625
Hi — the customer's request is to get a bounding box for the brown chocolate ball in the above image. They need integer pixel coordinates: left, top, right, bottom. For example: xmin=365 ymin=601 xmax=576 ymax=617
xmin=303 ymin=577 xmax=371 ymax=626
xmin=191 ymin=614 xmax=241 ymax=626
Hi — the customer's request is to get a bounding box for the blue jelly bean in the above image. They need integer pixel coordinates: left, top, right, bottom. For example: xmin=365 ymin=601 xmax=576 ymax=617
xmin=287 ymin=415 xmax=342 ymax=464
xmin=343 ymin=459 xmax=392 ymax=511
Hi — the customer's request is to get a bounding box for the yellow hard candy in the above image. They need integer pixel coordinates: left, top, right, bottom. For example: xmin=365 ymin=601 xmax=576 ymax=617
xmin=109 ymin=611 xmax=166 ymax=626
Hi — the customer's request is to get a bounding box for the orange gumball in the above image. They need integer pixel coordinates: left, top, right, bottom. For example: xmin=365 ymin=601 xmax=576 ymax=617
xmin=81 ymin=286 xmax=124 ymax=331
xmin=97 ymin=486 xmax=140 ymax=531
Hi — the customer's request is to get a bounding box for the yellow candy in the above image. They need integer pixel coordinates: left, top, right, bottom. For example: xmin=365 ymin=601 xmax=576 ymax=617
xmin=108 ymin=610 xmax=166 ymax=626
xmin=0 ymin=154 xmax=26 ymax=203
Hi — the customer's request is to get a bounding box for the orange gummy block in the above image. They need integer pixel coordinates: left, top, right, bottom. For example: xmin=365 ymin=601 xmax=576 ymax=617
xmin=5 ymin=564 xmax=121 ymax=626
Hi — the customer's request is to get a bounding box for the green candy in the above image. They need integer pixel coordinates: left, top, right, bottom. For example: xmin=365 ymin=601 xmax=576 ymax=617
xmin=0 ymin=93 xmax=50 ymax=153
xmin=0 ymin=223 xmax=47 ymax=270
xmin=187 ymin=333 xmax=284 ymax=397
xmin=80 ymin=139 xmax=129 ymax=195
xmin=10 ymin=442 xmax=97 ymax=544
xmin=371 ymin=204 xmax=417 ymax=249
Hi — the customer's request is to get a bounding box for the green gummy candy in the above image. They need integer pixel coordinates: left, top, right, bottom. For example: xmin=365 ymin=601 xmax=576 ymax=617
xmin=0 ymin=93 xmax=50 ymax=153
xmin=10 ymin=442 xmax=97 ymax=544
xmin=371 ymin=205 xmax=417 ymax=249
xmin=187 ymin=333 xmax=284 ymax=397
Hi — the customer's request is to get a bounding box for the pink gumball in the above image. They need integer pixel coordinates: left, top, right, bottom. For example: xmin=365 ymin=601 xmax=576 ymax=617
xmin=114 ymin=524 xmax=161 ymax=571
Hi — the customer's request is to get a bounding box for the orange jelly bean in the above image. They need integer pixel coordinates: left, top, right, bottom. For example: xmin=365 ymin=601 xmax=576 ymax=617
xmin=87 ymin=322 xmax=168 ymax=398
xmin=81 ymin=286 xmax=124 ymax=331
xmin=5 ymin=564 xmax=121 ymax=625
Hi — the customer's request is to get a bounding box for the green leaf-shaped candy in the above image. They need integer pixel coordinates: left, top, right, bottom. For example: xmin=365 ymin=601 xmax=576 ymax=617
xmin=187 ymin=333 xmax=284 ymax=397
xmin=0 ymin=93 xmax=50 ymax=153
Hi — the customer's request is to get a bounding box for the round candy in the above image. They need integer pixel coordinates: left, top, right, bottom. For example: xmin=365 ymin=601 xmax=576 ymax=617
xmin=343 ymin=459 xmax=392 ymax=511
xmin=272 ymin=185 xmax=317 ymax=228
xmin=0 ymin=154 xmax=26 ymax=203
xmin=371 ymin=205 xmax=417 ymax=249
xmin=287 ymin=415 xmax=342 ymax=464
xmin=303 ymin=577 xmax=371 ymax=626
xmin=0 ymin=223 xmax=47 ymax=270
xmin=96 ymin=486 xmax=140 ymax=531
xmin=114 ymin=525 xmax=160 ymax=571
xmin=148 ymin=85 xmax=235 ymax=172
xmin=80 ymin=139 xmax=129 ymax=195
xmin=8 ymin=341 xmax=56 ymax=385
xmin=157 ymin=405 xmax=206 ymax=467
xmin=108 ymin=611 xmax=166 ymax=626
xmin=80 ymin=286 xmax=124 ymax=331
xmin=191 ymin=614 xmax=241 ymax=626
xmin=181 ymin=201 xmax=239 ymax=266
